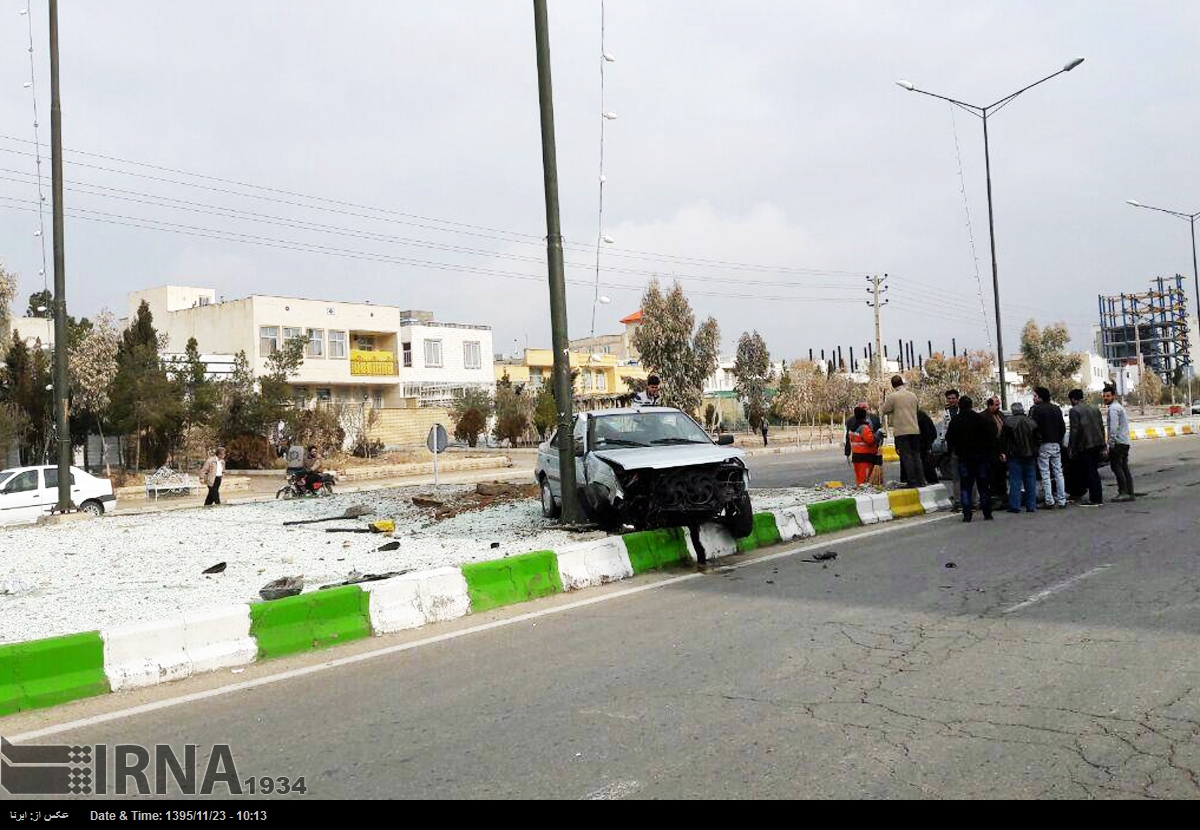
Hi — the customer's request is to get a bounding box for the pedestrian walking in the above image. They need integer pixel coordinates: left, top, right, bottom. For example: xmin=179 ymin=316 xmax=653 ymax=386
xmin=1001 ymin=402 xmax=1041 ymax=513
xmin=881 ymin=375 xmax=926 ymax=487
xmin=1068 ymin=389 xmax=1106 ymax=506
xmin=945 ymin=395 xmax=994 ymax=522
xmin=846 ymin=406 xmax=880 ymax=487
xmin=761 ymin=420 xmax=769 ymax=446
xmin=200 ymin=447 xmax=226 ymax=507
xmin=1103 ymin=384 xmax=1135 ymax=501
xmin=985 ymin=397 xmax=1008 ymax=504
xmin=1030 ymin=387 xmax=1068 ymax=509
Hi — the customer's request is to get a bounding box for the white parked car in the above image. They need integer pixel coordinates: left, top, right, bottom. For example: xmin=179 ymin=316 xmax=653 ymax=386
xmin=0 ymin=465 xmax=116 ymax=526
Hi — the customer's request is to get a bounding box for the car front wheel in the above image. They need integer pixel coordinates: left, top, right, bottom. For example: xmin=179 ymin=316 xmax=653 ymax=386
xmin=540 ymin=478 xmax=561 ymax=519
xmin=728 ymin=493 xmax=754 ymax=539
xmin=80 ymin=500 xmax=104 ymax=517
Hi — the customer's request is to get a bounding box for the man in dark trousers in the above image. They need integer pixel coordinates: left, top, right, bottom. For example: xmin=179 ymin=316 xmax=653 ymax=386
xmin=1001 ymin=402 xmax=1041 ymax=513
xmin=918 ymin=407 xmax=940 ymax=484
xmin=945 ymin=395 xmax=994 ymax=522
xmin=760 ymin=420 xmax=769 ymax=446
xmin=1068 ymin=389 xmax=1106 ymax=506
xmin=881 ymin=375 xmax=926 ymax=487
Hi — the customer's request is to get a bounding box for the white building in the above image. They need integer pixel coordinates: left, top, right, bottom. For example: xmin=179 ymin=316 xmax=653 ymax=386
xmin=127 ymin=286 xmax=494 ymax=408
xmin=1075 ymin=352 xmax=1111 ymax=393
xmin=703 ymin=356 xmax=788 ymax=395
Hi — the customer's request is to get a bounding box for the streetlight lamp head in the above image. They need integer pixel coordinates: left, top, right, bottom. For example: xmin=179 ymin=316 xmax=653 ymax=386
xmin=1126 ymin=199 xmax=1142 ymax=207
xmin=598 ymin=296 xmax=612 ymax=304
xmin=1064 ymin=57 xmax=1085 ymax=71
xmin=896 ymin=80 xmax=915 ymax=91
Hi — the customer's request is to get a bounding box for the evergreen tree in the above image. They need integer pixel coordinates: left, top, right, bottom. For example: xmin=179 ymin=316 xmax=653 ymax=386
xmin=108 ymin=301 xmax=184 ymax=470
xmin=631 ymin=279 xmax=720 ymax=414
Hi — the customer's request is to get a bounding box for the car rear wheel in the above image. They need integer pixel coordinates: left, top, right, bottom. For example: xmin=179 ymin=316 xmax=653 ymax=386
xmin=80 ymin=500 xmax=104 ymax=517
xmin=540 ymin=478 xmax=560 ymax=519
xmin=728 ymin=493 xmax=754 ymax=539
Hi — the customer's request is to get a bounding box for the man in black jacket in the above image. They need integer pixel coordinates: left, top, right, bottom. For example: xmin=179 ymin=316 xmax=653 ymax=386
xmin=944 ymin=395 xmax=994 ymax=522
xmin=1029 ymin=387 xmax=1067 ymax=509
xmin=1068 ymin=388 xmax=1106 ymax=506
xmin=917 ymin=408 xmax=939 ymax=484
xmin=1001 ymin=402 xmax=1041 ymax=513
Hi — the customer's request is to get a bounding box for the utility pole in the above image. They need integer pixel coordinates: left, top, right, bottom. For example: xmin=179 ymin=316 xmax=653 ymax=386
xmin=49 ymin=0 xmax=70 ymax=514
xmin=532 ymin=0 xmax=582 ymax=523
xmin=866 ymin=273 xmax=889 ymax=386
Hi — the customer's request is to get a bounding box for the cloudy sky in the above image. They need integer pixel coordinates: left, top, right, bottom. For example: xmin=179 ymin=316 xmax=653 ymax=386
xmin=1 ymin=1 xmax=1198 ymax=364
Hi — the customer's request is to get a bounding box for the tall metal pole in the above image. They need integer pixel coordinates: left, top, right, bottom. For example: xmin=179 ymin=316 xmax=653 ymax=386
xmin=981 ymin=112 xmax=1008 ymax=409
xmin=49 ymin=0 xmax=71 ymax=513
xmin=1190 ymin=218 xmax=1198 ymax=405
xmin=532 ymin=0 xmax=582 ymax=523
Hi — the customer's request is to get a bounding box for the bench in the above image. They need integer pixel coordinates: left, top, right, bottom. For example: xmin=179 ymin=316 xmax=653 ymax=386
xmin=145 ymin=468 xmax=200 ymax=501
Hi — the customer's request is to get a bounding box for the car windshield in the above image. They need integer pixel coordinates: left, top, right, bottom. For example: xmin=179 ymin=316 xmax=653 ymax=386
xmin=590 ymin=411 xmax=712 ymax=449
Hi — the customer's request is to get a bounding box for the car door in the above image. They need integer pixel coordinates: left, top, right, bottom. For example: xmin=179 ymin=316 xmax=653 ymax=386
xmin=541 ymin=428 xmax=560 ymax=496
xmin=573 ymin=415 xmax=587 ymax=490
xmin=0 ymin=469 xmax=46 ymax=524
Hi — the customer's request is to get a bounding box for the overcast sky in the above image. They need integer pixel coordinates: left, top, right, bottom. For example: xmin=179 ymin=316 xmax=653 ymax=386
xmin=2 ymin=1 xmax=1198 ymax=364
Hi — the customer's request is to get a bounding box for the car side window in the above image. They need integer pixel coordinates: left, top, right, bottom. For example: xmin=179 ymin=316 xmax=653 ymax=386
xmin=44 ymin=468 xmax=75 ymax=489
xmin=4 ymin=470 xmax=40 ymax=494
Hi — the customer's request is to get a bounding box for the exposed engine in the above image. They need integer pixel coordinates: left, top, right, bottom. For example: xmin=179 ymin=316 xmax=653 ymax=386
xmin=616 ymin=461 xmax=748 ymax=529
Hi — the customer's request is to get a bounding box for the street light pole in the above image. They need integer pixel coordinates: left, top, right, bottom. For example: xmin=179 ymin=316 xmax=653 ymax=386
xmin=48 ymin=0 xmax=71 ymax=513
xmin=532 ymin=0 xmax=583 ymax=523
xmin=1125 ymin=199 xmax=1200 ymax=405
xmin=897 ymin=58 xmax=1085 ymax=409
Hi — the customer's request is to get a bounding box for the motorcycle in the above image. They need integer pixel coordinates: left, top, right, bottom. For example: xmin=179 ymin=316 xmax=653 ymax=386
xmin=276 ymin=469 xmax=337 ymax=500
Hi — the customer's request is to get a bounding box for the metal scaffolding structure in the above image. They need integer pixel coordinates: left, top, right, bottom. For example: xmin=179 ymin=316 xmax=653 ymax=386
xmin=1097 ymin=275 xmax=1192 ymax=384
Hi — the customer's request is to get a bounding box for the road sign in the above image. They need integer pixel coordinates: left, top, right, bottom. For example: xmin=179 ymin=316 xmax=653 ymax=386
xmin=427 ymin=424 xmax=448 ymax=454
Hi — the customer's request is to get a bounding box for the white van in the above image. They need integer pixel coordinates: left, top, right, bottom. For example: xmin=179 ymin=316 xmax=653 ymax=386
xmin=0 ymin=465 xmax=116 ymax=526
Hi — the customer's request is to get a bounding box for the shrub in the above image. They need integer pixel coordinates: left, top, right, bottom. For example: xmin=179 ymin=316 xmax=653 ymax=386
xmin=223 ymin=433 xmax=275 ymax=469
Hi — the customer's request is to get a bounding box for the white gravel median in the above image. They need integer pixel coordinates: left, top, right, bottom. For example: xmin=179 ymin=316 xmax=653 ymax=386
xmin=1 ymin=483 xmax=840 ymax=644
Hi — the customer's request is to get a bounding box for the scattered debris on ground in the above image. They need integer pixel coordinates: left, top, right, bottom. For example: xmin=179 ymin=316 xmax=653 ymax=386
xmin=282 ymin=505 xmax=373 ymax=526
xmin=411 ymin=482 xmax=540 ymax=522
xmin=202 ymin=562 xmax=227 ymax=574
xmin=376 ymin=541 xmax=401 ymax=552
xmin=320 ymin=569 xmax=411 ymax=589
xmin=945 ymin=562 xmax=958 ymax=569
xmin=259 ymin=576 xmax=304 ymax=601
xmin=814 ymin=551 xmax=838 ymax=561
xmin=1 ymin=578 xmax=32 ymax=596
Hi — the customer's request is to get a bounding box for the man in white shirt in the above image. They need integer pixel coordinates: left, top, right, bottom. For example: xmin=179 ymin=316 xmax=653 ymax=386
xmin=634 ymin=375 xmax=663 ymax=406
xmin=201 ymin=447 xmax=227 ymax=507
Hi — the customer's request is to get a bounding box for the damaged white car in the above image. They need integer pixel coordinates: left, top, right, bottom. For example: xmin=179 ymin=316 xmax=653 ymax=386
xmin=535 ymin=407 xmax=755 ymax=538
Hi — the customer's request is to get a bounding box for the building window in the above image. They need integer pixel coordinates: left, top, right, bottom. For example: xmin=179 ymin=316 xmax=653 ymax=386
xmin=355 ymin=335 xmax=375 ymax=351
xmin=294 ymin=387 xmax=309 ymax=407
xmin=316 ymin=388 xmax=332 ymax=402
xmin=424 ymin=340 xmax=443 ymax=368
xmin=307 ymin=328 xmax=324 ymax=358
xmin=259 ymin=326 xmax=279 ymax=356
xmin=463 ymin=340 xmax=482 ymax=370
xmin=283 ymin=327 xmax=304 ymax=345
xmin=373 ymin=392 xmax=384 ymax=409
xmin=597 ymin=372 xmax=607 ymax=392
xmin=329 ymin=330 xmax=347 ymax=359
xmin=402 ymin=342 xmax=412 ymax=368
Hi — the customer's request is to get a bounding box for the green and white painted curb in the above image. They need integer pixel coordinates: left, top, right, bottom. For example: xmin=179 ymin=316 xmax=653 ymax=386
xmin=0 ymin=484 xmax=953 ymax=717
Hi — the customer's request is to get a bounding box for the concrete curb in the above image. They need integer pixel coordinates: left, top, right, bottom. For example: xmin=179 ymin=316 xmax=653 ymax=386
xmin=0 ymin=484 xmax=954 ymax=717
xmin=1129 ymin=421 xmax=1198 ymax=441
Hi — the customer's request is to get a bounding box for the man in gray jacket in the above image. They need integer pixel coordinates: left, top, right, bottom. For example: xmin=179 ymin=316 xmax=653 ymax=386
xmin=1001 ymin=403 xmax=1041 ymax=513
xmin=881 ymin=375 xmax=926 ymax=487
xmin=1068 ymin=389 xmax=1105 ymax=506
xmin=1103 ymin=384 xmax=1134 ymax=501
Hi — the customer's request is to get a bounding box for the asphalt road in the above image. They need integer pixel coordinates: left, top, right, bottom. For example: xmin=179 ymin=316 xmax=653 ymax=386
xmin=6 ymin=438 xmax=1200 ymax=800
xmin=746 ymin=445 xmax=855 ymax=488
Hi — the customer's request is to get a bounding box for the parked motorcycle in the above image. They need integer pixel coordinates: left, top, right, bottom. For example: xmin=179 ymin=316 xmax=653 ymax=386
xmin=276 ymin=470 xmax=337 ymax=500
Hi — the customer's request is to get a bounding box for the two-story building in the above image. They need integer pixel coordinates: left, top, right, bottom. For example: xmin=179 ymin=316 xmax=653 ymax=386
xmin=127 ymin=286 xmax=494 ymax=409
xmin=495 ymin=348 xmax=648 ymax=407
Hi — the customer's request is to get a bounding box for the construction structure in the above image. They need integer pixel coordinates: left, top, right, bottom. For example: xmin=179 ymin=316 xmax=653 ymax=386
xmin=1097 ymin=276 xmax=1192 ymax=385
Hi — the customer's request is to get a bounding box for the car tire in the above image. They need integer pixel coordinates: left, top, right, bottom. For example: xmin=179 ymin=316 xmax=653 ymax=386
xmin=276 ymin=486 xmax=295 ymax=500
xmin=729 ymin=493 xmax=755 ymax=539
xmin=540 ymin=478 xmax=560 ymax=519
xmin=80 ymin=500 xmax=104 ymax=517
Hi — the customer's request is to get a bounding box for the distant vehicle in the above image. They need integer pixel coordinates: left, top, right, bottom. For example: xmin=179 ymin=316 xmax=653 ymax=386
xmin=1192 ymin=399 xmax=1200 ymax=416
xmin=0 ymin=465 xmax=116 ymax=526
xmin=534 ymin=406 xmax=755 ymax=537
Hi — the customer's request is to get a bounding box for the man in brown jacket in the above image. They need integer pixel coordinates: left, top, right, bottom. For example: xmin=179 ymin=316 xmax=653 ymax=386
xmin=200 ymin=447 xmax=226 ymax=507
xmin=881 ymin=375 xmax=926 ymax=487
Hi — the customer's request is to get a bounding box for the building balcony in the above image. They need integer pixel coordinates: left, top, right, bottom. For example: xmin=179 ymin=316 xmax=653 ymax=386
xmin=350 ymin=349 xmax=399 ymax=376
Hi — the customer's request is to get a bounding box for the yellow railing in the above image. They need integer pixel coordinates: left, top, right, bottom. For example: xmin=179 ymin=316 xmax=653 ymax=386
xmin=350 ymin=349 xmax=399 ymax=376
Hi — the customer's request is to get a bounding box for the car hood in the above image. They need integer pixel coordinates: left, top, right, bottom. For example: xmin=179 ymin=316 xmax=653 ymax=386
xmin=590 ymin=444 xmax=745 ymax=470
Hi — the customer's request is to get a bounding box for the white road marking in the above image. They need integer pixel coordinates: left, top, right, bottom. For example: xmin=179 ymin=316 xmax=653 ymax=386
xmin=1001 ymin=565 xmax=1114 ymax=615
xmin=7 ymin=513 xmax=954 ymax=743
xmin=585 ymin=780 xmax=642 ymax=800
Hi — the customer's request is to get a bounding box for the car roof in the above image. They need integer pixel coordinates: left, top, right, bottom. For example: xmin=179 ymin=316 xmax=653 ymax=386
xmin=584 ymin=406 xmax=686 ymax=417
xmin=0 ymin=464 xmax=86 ymax=476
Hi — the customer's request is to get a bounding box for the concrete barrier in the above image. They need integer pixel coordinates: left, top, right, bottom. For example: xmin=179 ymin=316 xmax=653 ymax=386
xmin=103 ymin=615 xmax=192 ymax=691
xmin=183 ymin=605 xmax=256 ymax=674
xmin=558 ymin=537 xmax=635 ymax=590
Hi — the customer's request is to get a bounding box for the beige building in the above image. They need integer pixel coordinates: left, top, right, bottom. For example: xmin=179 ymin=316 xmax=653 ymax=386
xmin=569 ymin=310 xmax=644 ymax=361
xmin=128 ymin=286 xmax=494 ymax=409
xmin=496 ymin=348 xmax=648 ymax=406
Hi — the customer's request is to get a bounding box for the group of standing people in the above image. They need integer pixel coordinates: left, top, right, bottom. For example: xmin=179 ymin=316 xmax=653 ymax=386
xmin=940 ymin=384 xmax=1134 ymax=521
xmin=846 ymin=377 xmax=1136 ymax=522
